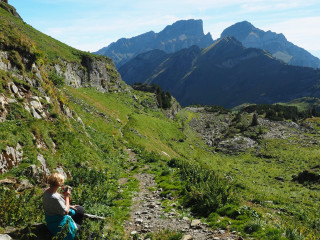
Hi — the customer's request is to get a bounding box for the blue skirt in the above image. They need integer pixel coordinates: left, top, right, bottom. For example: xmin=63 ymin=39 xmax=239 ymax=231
xmin=45 ymin=209 xmax=77 ymax=240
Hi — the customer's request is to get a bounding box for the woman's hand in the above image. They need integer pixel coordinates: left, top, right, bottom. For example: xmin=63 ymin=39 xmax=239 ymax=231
xmin=70 ymin=205 xmax=80 ymax=210
xmin=63 ymin=191 xmax=71 ymax=198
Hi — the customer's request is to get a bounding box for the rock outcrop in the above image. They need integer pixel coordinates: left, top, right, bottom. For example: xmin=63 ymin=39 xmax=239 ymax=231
xmin=53 ymin=56 xmax=125 ymax=92
xmin=0 ymin=0 xmax=22 ymax=19
xmin=0 ymin=143 xmax=23 ymax=174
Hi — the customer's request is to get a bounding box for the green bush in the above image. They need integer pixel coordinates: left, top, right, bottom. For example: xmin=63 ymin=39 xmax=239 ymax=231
xmin=49 ymin=71 xmax=65 ymax=87
xmin=285 ymin=228 xmax=303 ymax=240
xmin=0 ymin=186 xmax=44 ymax=228
xmin=244 ymin=222 xmax=262 ymax=234
xmin=172 ymin=159 xmax=234 ymax=216
xmin=217 ymin=204 xmax=240 ymax=219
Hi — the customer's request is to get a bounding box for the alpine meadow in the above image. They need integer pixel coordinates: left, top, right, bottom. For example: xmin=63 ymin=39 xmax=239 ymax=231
xmin=0 ymin=1 xmax=320 ymax=240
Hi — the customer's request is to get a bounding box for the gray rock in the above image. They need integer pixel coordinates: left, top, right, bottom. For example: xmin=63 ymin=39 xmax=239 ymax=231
xmin=130 ymin=231 xmax=138 ymax=235
xmin=0 ymin=143 xmax=23 ymax=174
xmin=181 ymin=235 xmax=193 ymax=240
xmin=10 ymin=84 xmax=19 ymax=94
xmin=190 ymin=219 xmax=201 ymax=228
xmin=62 ymin=105 xmax=73 ymax=118
xmin=183 ymin=216 xmax=190 ymax=222
xmin=37 ymin=154 xmax=51 ymax=177
xmin=23 ymin=165 xmax=45 ymax=183
xmin=0 ymin=178 xmax=17 ymax=185
xmin=30 ymin=97 xmax=42 ymax=109
xmin=135 ymin=218 xmax=143 ymax=224
xmin=17 ymin=179 xmax=33 ymax=191
xmin=31 ymin=107 xmax=42 ymax=119
xmin=0 ymin=234 xmax=12 ymax=240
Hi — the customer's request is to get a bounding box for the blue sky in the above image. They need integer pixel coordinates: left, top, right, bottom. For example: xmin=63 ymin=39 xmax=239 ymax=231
xmin=10 ymin=0 xmax=320 ymax=58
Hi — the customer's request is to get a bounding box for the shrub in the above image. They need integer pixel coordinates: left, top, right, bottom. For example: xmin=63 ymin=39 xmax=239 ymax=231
xmin=244 ymin=222 xmax=262 ymax=234
xmin=217 ymin=204 xmax=240 ymax=219
xmin=172 ymin=159 xmax=234 ymax=216
xmin=285 ymin=228 xmax=303 ymax=240
xmin=0 ymin=186 xmax=44 ymax=228
xmin=49 ymin=71 xmax=65 ymax=87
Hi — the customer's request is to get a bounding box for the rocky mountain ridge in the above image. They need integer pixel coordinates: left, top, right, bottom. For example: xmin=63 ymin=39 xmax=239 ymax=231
xmin=221 ymin=21 xmax=320 ymax=69
xmin=119 ymin=37 xmax=320 ymax=107
xmin=95 ymin=19 xmax=214 ymax=68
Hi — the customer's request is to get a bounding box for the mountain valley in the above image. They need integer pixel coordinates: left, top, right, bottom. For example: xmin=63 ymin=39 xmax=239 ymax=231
xmin=0 ymin=1 xmax=320 ymax=240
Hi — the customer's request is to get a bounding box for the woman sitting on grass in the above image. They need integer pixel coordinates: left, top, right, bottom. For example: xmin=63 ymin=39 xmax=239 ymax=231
xmin=43 ymin=172 xmax=85 ymax=240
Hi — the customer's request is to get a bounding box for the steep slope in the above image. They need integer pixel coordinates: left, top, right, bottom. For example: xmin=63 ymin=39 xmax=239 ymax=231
xmin=221 ymin=21 xmax=320 ymax=69
xmin=120 ymin=37 xmax=320 ymax=107
xmin=95 ymin=19 xmax=213 ymax=68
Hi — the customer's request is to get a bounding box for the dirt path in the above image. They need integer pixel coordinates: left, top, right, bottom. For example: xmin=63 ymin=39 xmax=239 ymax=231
xmin=124 ymin=172 xmax=242 ymax=240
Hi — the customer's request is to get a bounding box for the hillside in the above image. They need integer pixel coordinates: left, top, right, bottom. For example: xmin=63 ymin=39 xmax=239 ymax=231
xmin=221 ymin=21 xmax=320 ymax=69
xmin=0 ymin=2 xmax=320 ymax=240
xmin=119 ymin=37 xmax=320 ymax=107
xmin=95 ymin=19 xmax=214 ymax=68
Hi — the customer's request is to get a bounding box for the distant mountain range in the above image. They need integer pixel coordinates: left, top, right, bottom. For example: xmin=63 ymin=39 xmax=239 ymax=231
xmin=96 ymin=19 xmax=320 ymax=70
xmin=95 ymin=19 xmax=213 ymax=68
xmin=221 ymin=21 xmax=320 ymax=69
xmin=119 ymin=37 xmax=320 ymax=108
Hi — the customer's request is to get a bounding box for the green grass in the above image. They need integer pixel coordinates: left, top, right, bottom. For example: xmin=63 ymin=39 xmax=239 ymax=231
xmin=277 ymin=97 xmax=320 ymax=112
xmin=1 ymin=3 xmax=320 ymax=238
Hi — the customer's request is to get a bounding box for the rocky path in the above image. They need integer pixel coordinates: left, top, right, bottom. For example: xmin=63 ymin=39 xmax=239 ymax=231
xmin=124 ymin=172 xmax=242 ymax=240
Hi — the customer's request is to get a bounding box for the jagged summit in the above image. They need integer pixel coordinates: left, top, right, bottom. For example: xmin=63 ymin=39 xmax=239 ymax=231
xmin=159 ymin=19 xmax=206 ymax=39
xmin=221 ymin=21 xmax=320 ymax=68
xmin=95 ymin=19 xmax=214 ymax=68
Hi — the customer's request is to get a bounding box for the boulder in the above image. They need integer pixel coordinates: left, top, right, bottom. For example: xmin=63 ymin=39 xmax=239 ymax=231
xmin=16 ymin=179 xmax=33 ymax=191
xmin=0 ymin=143 xmax=23 ymax=174
xmin=37 ymin=154 xmax=51 ymax=177
xmin=190 ymin=219 xmax=201 ymax=228
xmin=23 ymin=165 xmax=45 ymax=183
xmin=181 ymin=235 xmax=193 ymax=240
xmin=0 ymin=178 xmax=17 ymax=185
xmin=10 ymin=83 xmax=19 ymax=94
xmin=0 ymin=234 xmax=12 ymax=240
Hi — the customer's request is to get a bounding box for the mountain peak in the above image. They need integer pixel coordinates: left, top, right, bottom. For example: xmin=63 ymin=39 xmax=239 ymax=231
xmin=221 ymin=21 xmax=256 ymax=40
xmin=159 ymin=19 xmax=205 ymax=38
xmin=221 ymin=21 xmax=320 ymax=68
xmin=96 ymin=19 xmax=214 ymax=68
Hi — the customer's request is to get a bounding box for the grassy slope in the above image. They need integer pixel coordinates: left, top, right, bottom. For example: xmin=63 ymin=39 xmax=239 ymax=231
xmin=67 ymin=87 xmax=320 ymax=239
xmin=277 ymin=97 xmax=320 ymax=112
xmin=0 ymin=5 xmax=112 ymax=65
xmin=1 ymin=3 xmax=320 ymax=239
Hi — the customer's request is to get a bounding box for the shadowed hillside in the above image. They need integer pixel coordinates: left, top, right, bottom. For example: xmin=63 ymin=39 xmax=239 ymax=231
xmin=120 ymin=37 xmax=320 ymax=107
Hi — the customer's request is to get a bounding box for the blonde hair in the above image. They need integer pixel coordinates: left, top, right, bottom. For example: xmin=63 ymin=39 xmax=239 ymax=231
xmin=48 ymin=172 xmax=65 ymax=187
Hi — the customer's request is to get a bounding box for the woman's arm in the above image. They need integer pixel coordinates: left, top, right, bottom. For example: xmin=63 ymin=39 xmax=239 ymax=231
xmin=63 ymin=190 xmax=71 ymax=214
